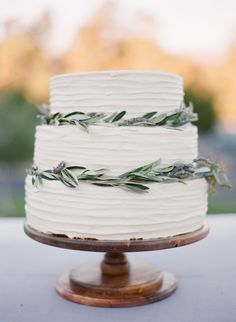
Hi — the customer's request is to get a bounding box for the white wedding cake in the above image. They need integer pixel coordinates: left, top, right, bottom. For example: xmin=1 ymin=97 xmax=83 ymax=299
xmin=25 ymin=70 xmax=209 ymax=240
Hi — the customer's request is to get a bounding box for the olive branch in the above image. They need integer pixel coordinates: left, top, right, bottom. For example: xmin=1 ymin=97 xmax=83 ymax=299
xmin=37 ymin=102 xmax=198 ymax=131
xmin=28 ymin=158 xmax=232 ymax=194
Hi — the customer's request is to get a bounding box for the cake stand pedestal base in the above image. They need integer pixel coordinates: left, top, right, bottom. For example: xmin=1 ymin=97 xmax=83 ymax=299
xmin=55 ymin=252 xmax=177 ymax=308
xmin=24 ymin=223 xmax=209 ymax=308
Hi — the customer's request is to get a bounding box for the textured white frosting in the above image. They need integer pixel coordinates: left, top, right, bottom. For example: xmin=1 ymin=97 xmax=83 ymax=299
xmin=50 ymin=70 xmax=184 ymax=116
xmin=33 ymin=124 xmax=198 ymax=175
xmin=25 ymin=70 xmax=208 ymax=240
xmin=25 ymin=177 xmax=208 ymax=240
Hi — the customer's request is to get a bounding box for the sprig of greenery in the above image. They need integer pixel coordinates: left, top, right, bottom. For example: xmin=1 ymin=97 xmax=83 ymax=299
xmin=27 ymin=158 xmax=232 ymax=194
xmin=37 ymin=102 xmax=198 ymax=131
xmin=193 ymin=157 xmax=232 ymax=194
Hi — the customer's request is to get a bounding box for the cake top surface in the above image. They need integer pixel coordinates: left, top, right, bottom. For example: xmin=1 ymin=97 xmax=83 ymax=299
xmin=50 ymin=70 xmax=183 ymax=82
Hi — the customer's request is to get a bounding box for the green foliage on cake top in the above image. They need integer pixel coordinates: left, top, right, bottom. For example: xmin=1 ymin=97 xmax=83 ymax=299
xmin=28 ymin=158 xmax=232 ymax=194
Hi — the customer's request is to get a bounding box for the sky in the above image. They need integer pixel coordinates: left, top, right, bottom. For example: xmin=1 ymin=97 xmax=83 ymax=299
xmin=0 ymin=0 xmax=235 ymax=59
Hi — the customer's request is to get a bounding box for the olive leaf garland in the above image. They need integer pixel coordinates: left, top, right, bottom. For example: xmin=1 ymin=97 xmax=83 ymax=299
xmin=28 ymin=158 xmax=232 ymax=194
xmin=37 ymin=102 xmax=198 ymax=131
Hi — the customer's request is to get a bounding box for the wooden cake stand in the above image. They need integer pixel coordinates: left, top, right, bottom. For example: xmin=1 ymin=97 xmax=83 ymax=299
xmin=24 ymin=222 xmax=209 ymax=308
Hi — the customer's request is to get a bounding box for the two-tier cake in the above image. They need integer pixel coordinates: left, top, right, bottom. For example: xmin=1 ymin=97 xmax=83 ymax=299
xmin=25 ymin=71 xmax=210 ymax=240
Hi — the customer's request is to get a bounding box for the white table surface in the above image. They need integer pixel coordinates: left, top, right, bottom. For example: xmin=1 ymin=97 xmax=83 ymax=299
xmin=0 ymin=215 xmax=235 ymax=322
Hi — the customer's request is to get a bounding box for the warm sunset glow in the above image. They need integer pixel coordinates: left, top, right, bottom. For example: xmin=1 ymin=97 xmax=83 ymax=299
xmin=0 ymin=1 xmax=235 ymax=125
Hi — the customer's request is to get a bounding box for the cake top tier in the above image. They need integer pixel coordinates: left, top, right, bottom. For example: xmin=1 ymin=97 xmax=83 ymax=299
xmin=49 ymin=70 xmax=184 ymax=115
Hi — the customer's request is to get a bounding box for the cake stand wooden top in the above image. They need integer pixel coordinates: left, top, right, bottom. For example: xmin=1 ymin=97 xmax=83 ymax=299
xmin=24 ymin=222 xmax=209 ymax=253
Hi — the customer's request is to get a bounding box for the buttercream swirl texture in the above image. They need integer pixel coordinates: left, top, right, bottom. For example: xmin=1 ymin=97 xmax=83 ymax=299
xmin=50 ymin=71 xmax=184 ymax=116
xmin=33 ymin=124 xmax=198 ymax=175
xmin=25 ymin=177 xmax=208 ymax=240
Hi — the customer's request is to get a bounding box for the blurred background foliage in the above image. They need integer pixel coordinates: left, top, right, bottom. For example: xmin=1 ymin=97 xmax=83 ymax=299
xmin=0 ymin=90 xmax=37 ymax=163
xmin=185 ymin=90 xmax=217 ymax=133
xmin=0 ymin=1 xmax=235 ymax=217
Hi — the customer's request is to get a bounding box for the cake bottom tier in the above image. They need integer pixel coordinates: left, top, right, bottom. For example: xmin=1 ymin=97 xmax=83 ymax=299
xmin=25 ymin=176 xmax=208 ymax=240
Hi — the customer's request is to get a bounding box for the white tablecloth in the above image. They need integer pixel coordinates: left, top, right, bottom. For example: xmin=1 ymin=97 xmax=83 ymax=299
xmin=0 ymin=215 xmax=235 ymax=322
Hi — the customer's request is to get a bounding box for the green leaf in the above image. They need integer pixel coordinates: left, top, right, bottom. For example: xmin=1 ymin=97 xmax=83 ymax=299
xmin=142 ymin=111 xmax=157 ymax=119
xmin=62 ymin=169 xmax=78 ymax=185
xmin=160 ymin=177 xmax=186 ymax=184
xmin=128 ymin=173 xmax=164 ymax=182
xmin=70 ymin=119 xmax=81 ymax=126
xmin=59 ymin=175 xmax=77 ymax=188
xmin=93 ymin=182 xmax=114 ymax=187
xmin=119 ymin=159 xmax=161 ymax=179
xmin=124 ymin=183 xmax=149 ymax=192
xmin=111 ymin=111 xmax=126 ymax=122
xmin=64 ymin=111 xmax=85 ymax=118
xmin=195 ymin=167 xmax=211 ymax=175
xmin=33 ymin=175 xmax=42 ymax=187
xmin=139 ymin=159 xmax=161 ymax=173
xmin=151 ymin=113 xmax=167 ymax=124
xmin=72 ymin=115 xmax=91 ymax=121
xmin=80 ymin=174 xmax=102 ymax=180
xmin=103 ymin=112 xmax=118 ymax=122
xmin=59 ymin=119 xmax=71 ymax=125
xmin=85 ymin=113 xmax=106 ymax=125
xmin=157 ymin=165 xmax=174 ymax=173
xmin=51 ymin=112 xmax=61 ymax=120
xmin=41 ymin=172 xmax=57 ymax=180
xmin=67 ymin=166 xmax=87 ymax=170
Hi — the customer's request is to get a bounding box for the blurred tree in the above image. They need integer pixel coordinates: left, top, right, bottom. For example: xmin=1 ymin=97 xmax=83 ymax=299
xmin=0 ymin=14 xmax=53 ymax=102
xmin=0 ymin=90 xmax=37 ymax=163
xmin=185 ymin=89 xmax=217 ymax=133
